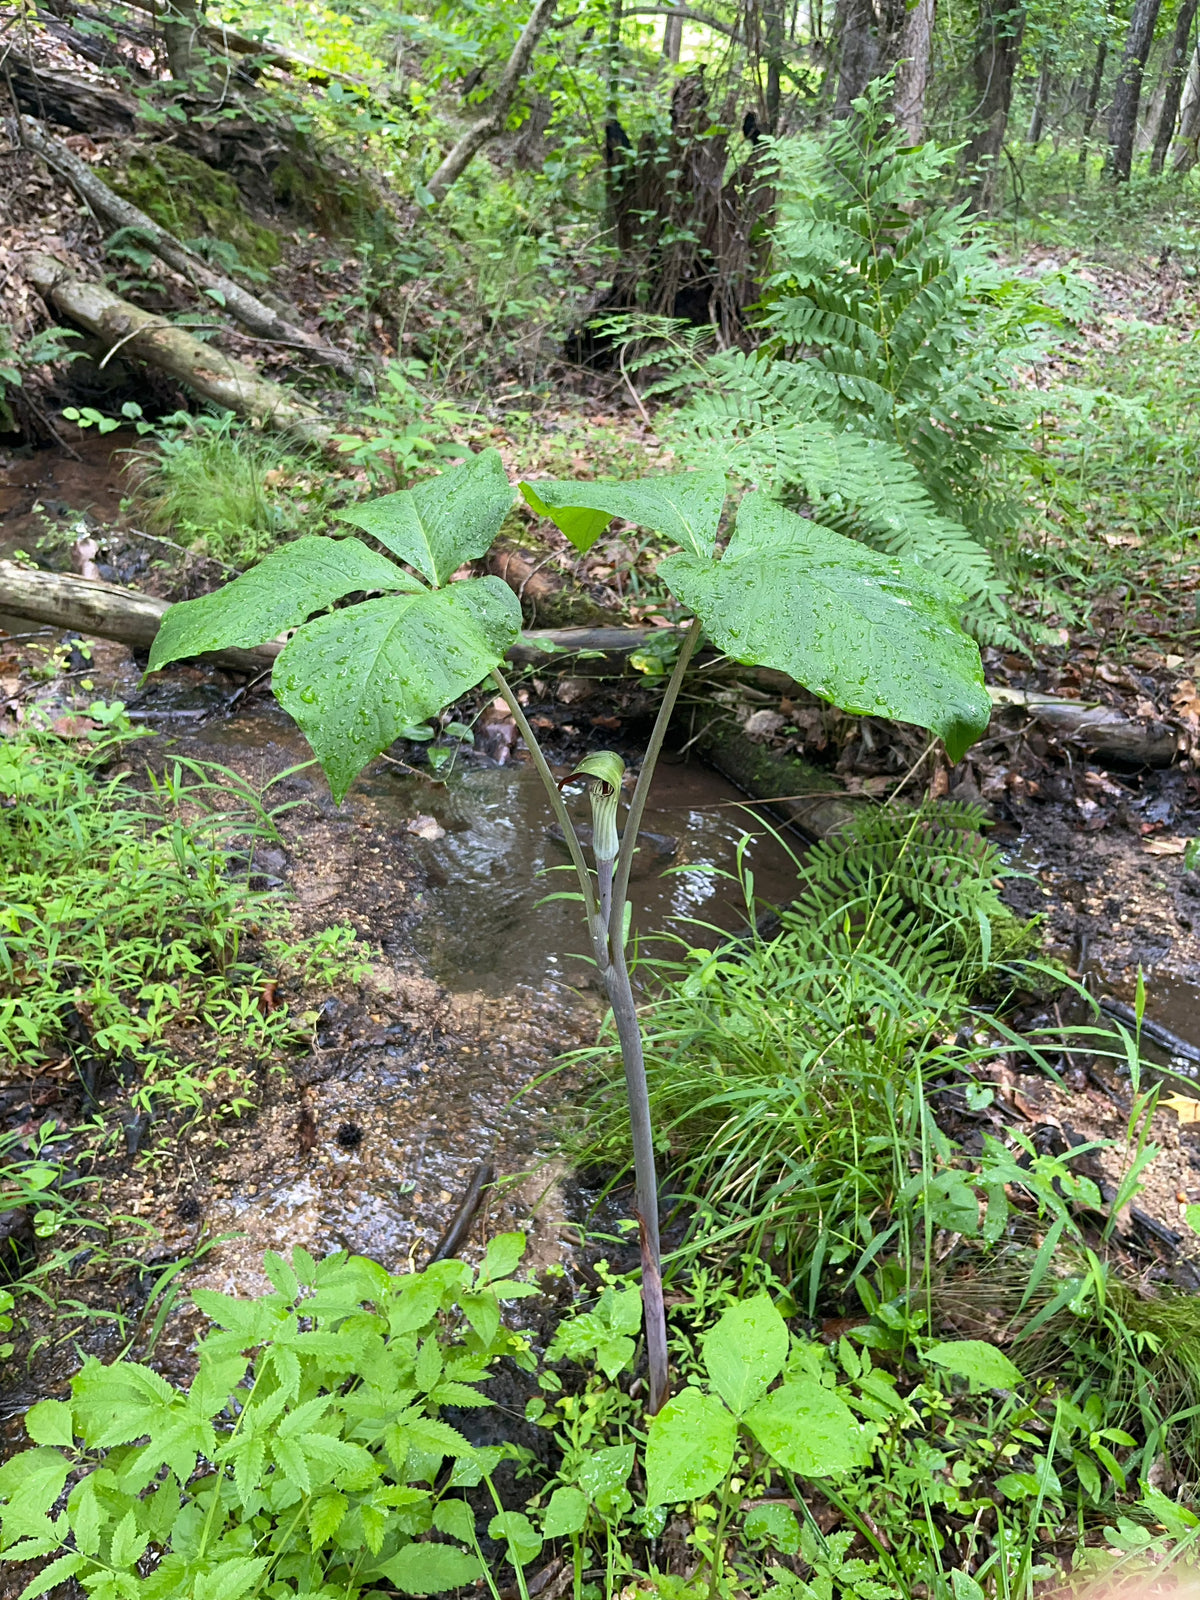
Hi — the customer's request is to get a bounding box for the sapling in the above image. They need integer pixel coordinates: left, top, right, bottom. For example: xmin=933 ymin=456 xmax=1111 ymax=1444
xmin=148 ymin=448 xmax=990 ymax=1414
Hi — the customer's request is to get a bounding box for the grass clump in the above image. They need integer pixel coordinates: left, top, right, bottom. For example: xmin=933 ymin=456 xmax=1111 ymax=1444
xmin=127 ymin=411 xmax=336 ymax=569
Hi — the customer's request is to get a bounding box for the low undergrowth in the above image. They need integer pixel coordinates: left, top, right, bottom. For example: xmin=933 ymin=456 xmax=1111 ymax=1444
xmin=0 ymin=705 xmax=367 ymax=1361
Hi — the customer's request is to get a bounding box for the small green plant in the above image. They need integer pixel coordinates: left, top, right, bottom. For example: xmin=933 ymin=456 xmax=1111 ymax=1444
xmin=148 ymin=448 xmax=991 ymax=1412
xmin=334 ymin=360 xmax=473 ymax=488
xmin=0 ymin=1237 xmax=540 ymax=1599
xmin=128 ymin=411 xmax=335 ymax=570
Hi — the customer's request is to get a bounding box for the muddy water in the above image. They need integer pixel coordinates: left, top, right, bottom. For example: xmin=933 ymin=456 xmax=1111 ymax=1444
xmin=118 ymin=692 xmax=805 ymax=1296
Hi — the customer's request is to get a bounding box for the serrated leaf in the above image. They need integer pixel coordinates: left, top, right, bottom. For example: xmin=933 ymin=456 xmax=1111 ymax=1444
xmin=519 ymin=469 xmax=726 ymax=556
xmin=308 ymin=1490 xmax=349 ymax=1546
xmin=702 ymin=1294 xmax=788 ymax=1416
xmin=17 ymin=1553 xmax=86 ymax=1600
xmin=23 ymin=1400 xmax=74 ymax=1448
xmin=0 ymin=1448 xmax=71 ymax=1522
xmin=338 ymin=448 xmax=512 ymax=586
xmin=645 ymin=1388 xmax=737 ymax=1505
xmin=273 ymin=578 xmax=522 ymax=802
xmin=108 ymin=1509 xmax=147 ymax=1569
xmin=744 ymin=1378 xmax=873 ymax=1477
xmin=459 ymin=1290 xmax=500 ymax=1349
xmin=658 ymin=494 xmax=989 ymax=762
xmin=542 ymin=1485 xmax=587 ymax=1538
xmin=147 ymin=536 xmax=417 ymax=672
xmin=380 ymin=1542 xmax=483 ymax=1595
xmin=923 ymin=1339 xmax=1024 ymax=1391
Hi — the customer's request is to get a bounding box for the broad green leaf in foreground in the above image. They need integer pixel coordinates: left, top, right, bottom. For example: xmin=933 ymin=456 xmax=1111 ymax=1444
xmin=744 ymin=1378 xmax=874 ymax=1476
xmin=147 ymin=536 xmax=418 ymax=672
xmin=645 ymin=1386 xmax=737 ymax=1505
xmin=519 ymin=469 xmax=727 ymax=557
xmin=658 ymin=494 xmax=990 ymax=762
xmin=702 ymin=1294 xmax=789 ymax=1416
xmin=924 ymin=1340 xmax=1024 ymax=1391
xmin=338 ymin=447 xmax=513 ymax=587
xmin=273 ymin=577 xmax=521 ymax=801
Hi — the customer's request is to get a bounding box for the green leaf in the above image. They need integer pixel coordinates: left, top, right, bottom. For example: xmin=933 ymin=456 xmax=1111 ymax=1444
xmin=576 ymin=1443 xmax=635 ymax=1506
xmin=481 ymin=1231 xmax=526 ymax=1284
xmin=645 ymin=1387 xmax=737 ymax=1506
xmin=433 ymin=1498 xmax=476 ymax=1544
xmin=108 ymin=1509 xmax=147 ymax=1569
xmin=380 ymin=1543 xmax=483 ymax=1595
xmin=459 ymin=1290 xmax=501 ymax=1350
xmin=951 ymin=1570 xmax=987 ymax=1600
xmin=23 ymin=1400 xmax=74 ymax=1448
xmin=743 ymin=1500 xmax=801 ymax=1553
xmin=273 ymin=577 xmax=522 ymax=802
xmin=338 ymin=448 xmax=513 ymax=586
xmin=147 ymin=536 xmax=418 ymax=672
xmin=657 ymin=494 xmax=990 ymax=762
xmin=519 ymin=469 xmax=727 ymax=557
xmin=542 ymin=1485 xmax=588 ymax=1538
xmin=744 ymin=1379 xmax=873 ymax=1477
xmin=594 ymin=1335 xmax=635 ymax=1380
xmin=17 ymin=1553 xmax=86 ymax=1600
xmin=308 ymin=1491 xmax=349 ymax=1546
xmin=489 ymin=1510 xmax=543 ymax=1567
xmin=924 ymin=1340 xmax=1024 ymax=1391
xmin=702 ymin=1294 xmax=788 ymax=1416
xmin=0 ymin=1448 xmax=71 ymax=1520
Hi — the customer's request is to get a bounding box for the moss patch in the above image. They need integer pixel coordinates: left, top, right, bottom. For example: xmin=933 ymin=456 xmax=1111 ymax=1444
xmin=103 ymin=145 xmax=280 ymax=270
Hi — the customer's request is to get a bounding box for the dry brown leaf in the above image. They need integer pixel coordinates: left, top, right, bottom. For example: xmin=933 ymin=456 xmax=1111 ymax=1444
xmin=1143 ymin=836 xmax=1188 ymax=855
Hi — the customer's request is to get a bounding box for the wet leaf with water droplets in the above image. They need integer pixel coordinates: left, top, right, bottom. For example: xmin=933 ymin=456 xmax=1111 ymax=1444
xmin=273 ymin=578 xmax=522 ymax=801
xmin=519 ymin=469 xmax=727 ymax=557
xmin=148 ymin=536 xmax=419 ymax=672
xmin=659 ymin=494 xmax=989 ymax=762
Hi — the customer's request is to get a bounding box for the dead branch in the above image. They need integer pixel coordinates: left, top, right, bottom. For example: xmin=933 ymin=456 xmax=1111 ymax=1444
xmin=18 ymin=117 xmax=366 ymax=383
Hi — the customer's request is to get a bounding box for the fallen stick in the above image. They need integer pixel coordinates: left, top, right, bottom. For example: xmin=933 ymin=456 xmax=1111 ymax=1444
xmin=18 ymin=119 xmax=365 ymax=384
xmin=428 ymin=1161 xmax=495 ymax=1262
xmin=22 ymin=253 xmax=334 ymax=451
xmin=989 ymin=686 xmax=1179 ymax=767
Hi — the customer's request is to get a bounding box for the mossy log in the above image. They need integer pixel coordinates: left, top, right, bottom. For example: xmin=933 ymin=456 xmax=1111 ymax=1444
xmin=690 ymin=715 xmax=859 ymax=840
xmin=19 ymin=119 xmax=363 ymax=383
xmin=23 ymin=253 xmax=334 ymax=450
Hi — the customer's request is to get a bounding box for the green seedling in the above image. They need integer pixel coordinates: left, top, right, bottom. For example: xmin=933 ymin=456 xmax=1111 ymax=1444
xmin=148 ymin=449 xmax=990 ymax=1413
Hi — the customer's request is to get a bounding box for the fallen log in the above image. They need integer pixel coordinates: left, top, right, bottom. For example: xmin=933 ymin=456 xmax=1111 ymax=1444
xmin=0 ymin=561 xmax=279 ymax=673
xmin=23 ymin=253 xmax=334 ymax=451
xmin=691 ymin=716 xmax=858 ymax=841
xmin=18 ymin=119 xmax=365 ymax=384
xmin=4 ymin=56 xmax=138 ymax=132
xmin=989 ymin=686 xmax=1179 ymax=767
xmin=0 ymin=563 xmax=667 ymax=672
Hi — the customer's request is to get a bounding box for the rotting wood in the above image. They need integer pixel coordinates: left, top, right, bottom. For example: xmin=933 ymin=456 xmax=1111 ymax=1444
xmin=0 ymin=560 xmax=280 ymax=673
xmin=989 ymin=685 xmax=1179 ymax=766
xmin=690 ymin=715 xmax=859 ymax=840
xmin=22 ymin=253 xmax=334 ymax=450
xmin=18 ymin=118 xmax=365 ymax=384
xmin=3 ymin=56 xmax=138 ymax=132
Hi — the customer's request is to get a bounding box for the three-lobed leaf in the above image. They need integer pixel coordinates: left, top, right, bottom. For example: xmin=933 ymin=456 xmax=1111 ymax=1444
xmin=744 ymin=1377 xmax=874 ymax=1477
xmin=338 ymin=447 xmax=512 ymax=586
xmin=658 ymin=493 xmax=990 ymax=761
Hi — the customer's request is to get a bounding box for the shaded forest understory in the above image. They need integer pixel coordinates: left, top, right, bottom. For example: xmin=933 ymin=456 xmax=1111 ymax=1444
xmin=7 ymin=0 xmax=1200 ymax=1595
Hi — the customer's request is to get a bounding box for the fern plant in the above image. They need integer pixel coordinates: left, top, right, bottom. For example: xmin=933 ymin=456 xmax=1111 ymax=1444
xmin=649 ymin=83 xmax=1065 ymax=642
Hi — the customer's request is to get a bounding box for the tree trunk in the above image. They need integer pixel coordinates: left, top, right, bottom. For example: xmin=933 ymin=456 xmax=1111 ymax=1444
xmin=1151 ymin=0 xmax=1199 ymax=170
xmin=1107 ymin=0 xmax=1164 ymax=178
xmin=893 ymin=0 xmax=936 ymax=141
xmin=662 ymin=10 xmax=683 ymax=59
xmin=961 ymin=0 xmax=1026 ymax=206
xmin=17 ymin=117 xmax=363 ymax=382
xmin=161 ymin=0 xmax=203 ymax=79
xmin=23 ymin=253 xmax=333 ymax=449
xmin=1028 ymin=55 xmax=1053 ymax=142
xmin=1079 ymin=34 xmax=1109 ymax=159
xmin=764 ymin=0 xmax=785 ymax=128
xmin=426 ymin=0 xmax=558 ymax=201
xmin=1173 ymin=37 xmax=1200 ymax=165
xmin=834 ymin=0 xmax=880 ymax=113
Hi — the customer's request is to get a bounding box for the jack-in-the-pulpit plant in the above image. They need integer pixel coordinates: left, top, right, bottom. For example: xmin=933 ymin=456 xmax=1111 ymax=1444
xmin=149 ymin=448 xmax=991 ymax=1413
